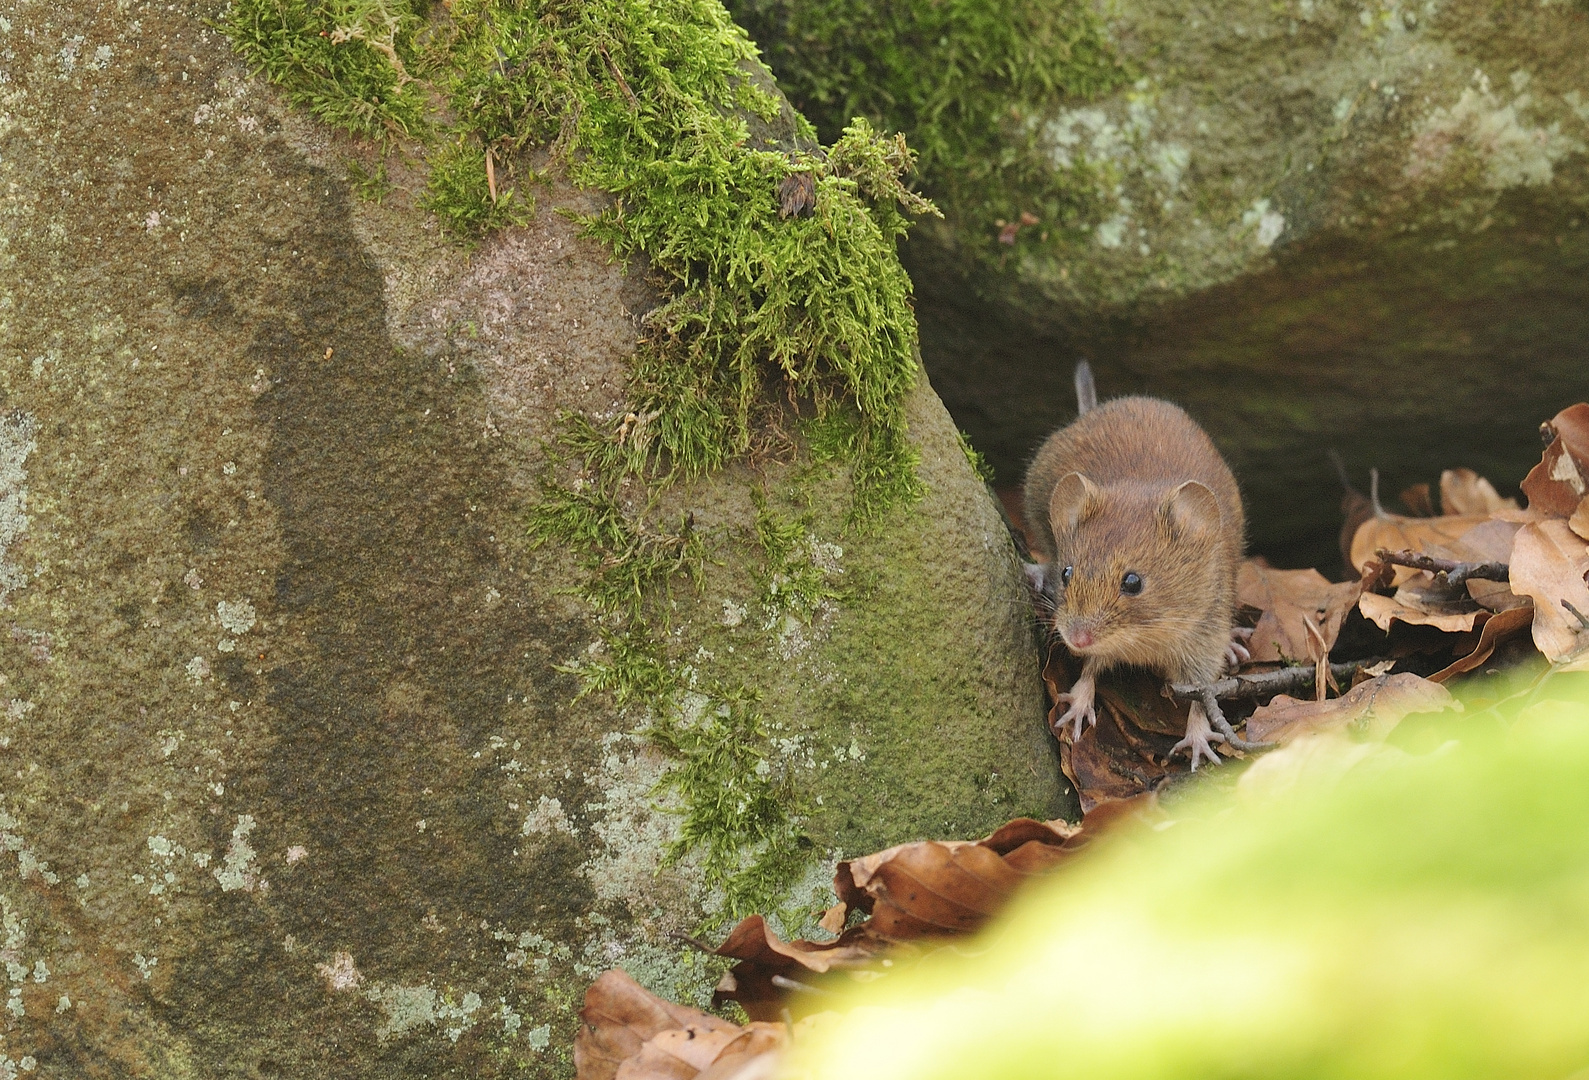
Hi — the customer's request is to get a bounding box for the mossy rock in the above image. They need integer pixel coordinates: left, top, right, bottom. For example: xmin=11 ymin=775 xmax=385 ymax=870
xmin=736 ymin=0 xmax=1589 ymax=568
xmin=0 ymin=0 xmax=1064 ymax=1073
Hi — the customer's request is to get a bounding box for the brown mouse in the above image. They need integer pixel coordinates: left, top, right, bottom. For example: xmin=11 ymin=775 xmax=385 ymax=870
xmin=1023 ymin=362 xmax=1247 ymax=768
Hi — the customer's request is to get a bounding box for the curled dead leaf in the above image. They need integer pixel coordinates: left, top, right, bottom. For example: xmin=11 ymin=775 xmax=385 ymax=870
xmin=1507 ymin=519 xmax=1589 ymax=670
xmin=834 ymin=816 xmax=1086 ymax=943
xmin=777 ymin=172 xmax=816 ymax=219
xmin=713 ymin=804 xmax=1138 ymax=1020
xmin=1428 ymin=604 xmax=1535 ymax=683
xmin=577 ymin=970 xmax=746 ymax=1080
xmin=1520 ymin=404 xmax=1589 ymax=517
xmin=710 ymin=915 xmax=882 ymax=1021
xmin=1440 ymin=467 xmax=1518 ymax=516
xmin=1357 ymin=587 xmax=1485 ymax=633
xmin=1245 ymin=673 xmax=1459 ymax=745
xmin=1572 ymin=497 xmax=1589 ymax=543
xmin=1238 ymin=561 xmax=1346 ymax=663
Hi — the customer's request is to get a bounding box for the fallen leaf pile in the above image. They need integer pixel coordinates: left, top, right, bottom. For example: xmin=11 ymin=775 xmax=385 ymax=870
xmin=1047 ymin=401 xmax=1589 ymax=811
xmin=572 ymin=403 xmax=1589 ymax=1078
xmin=574 ymin=804 xmax=1143 ymax=1079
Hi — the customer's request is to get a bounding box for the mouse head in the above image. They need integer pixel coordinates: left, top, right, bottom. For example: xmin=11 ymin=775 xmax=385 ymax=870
xmin=1046 ymin=473 xmax=1225 ymax=667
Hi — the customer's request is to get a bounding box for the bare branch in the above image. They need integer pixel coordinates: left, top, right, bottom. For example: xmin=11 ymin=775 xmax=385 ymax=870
xmin=1375 ymin=547 xmax=1509 ymax=586
xmin=1167 ymin=658 xmax=1390 ymax=706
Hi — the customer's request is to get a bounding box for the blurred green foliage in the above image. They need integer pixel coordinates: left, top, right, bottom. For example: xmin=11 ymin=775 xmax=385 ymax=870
xmin=796 ymin=696 xmax=1589 ymax=1078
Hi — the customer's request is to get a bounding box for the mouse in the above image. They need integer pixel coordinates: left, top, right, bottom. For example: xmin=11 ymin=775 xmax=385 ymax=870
xmin=1022 ymin=361 xmax=1248 ymax=769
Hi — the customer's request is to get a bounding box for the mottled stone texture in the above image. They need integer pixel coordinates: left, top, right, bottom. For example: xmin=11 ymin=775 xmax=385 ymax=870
xmin=0 ymin=0 xmax=1063 ymax=1074
xmin=897 ymin=0 xmax=1589 ymax=568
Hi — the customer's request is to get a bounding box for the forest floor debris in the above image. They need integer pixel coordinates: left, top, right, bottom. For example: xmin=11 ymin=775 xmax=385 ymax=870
xmin=572 ymin=402 xmax=1589 ymax=1079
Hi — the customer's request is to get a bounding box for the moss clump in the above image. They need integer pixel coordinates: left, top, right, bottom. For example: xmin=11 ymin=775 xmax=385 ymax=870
xmin=727 ymin=0 xmax=1130 ymax=265
xmin=418 ymin=134 xmax=536 ymax=238
xmin=224 ymin=0 xmax=432 ymax=141
xmin=228 ymin=0 xmax=937 ymax=511
xmin=446 ymin=0 xmax=938 ymax=506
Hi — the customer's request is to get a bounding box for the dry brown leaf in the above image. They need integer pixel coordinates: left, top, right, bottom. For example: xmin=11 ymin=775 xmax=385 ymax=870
xmin=714 ymin=803 xmax=1129 ymax=1020
xmin=1044 ymin=647 xmax=1190 ymax=811
xmin=1521 ymin=404 xmax=1589 ymax=516
xmin=1507 ymin=519 xmax=1589 ymax=670
xmin=709 ymin=915 xmax=882 ymax=1021
xmin=1450 ymin=517 xmax=1527 ymax=610
xmin=577 ymin=970 xmax=743 ymax=1080
xmin=777 ymin=173 xmax=816 ymax=219
xmin=1238 ymin=561 xmax=1337 ymax=663
xmin=1571 ymin=496 xmax=1589 ymax=542
xmin=1358 ymin=587 xmax=1485 ymax=633
xmin=1349 ymin=510 xmax=1495 ymax=576
xmin=1245 ymin=673 xmax=1459 ymax=745
xmin=1428 ymin=604 xmax=1535 ymax=683
xmin=1440 ymin=468 xmax=1518 ymax=515
xmin=835 ymin=816 xmax=1087 ymax=943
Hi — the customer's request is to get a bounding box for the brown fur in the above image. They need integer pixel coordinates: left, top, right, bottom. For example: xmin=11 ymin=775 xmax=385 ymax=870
xmin=1023 ymin=396 xmax=1245 ymax=684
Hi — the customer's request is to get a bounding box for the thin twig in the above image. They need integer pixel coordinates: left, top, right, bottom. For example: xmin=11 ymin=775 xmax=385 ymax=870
xmin=667 ymin=931 xmax=718 ymax=955
xmin=1375 ymin=547 xmax=1509 ymax=586
xmin=1563 ymin=599 xmax=1589 ymax=631
xmin=485 ymin=147 xmax=498 ymax=204
xmin=1167 ymin=658 xmax=1389 ymax=705
xmin=1198 ymin=686 xmax=1273 ymax=752
xmin=596 ymin=44 xmax=639 ymax=110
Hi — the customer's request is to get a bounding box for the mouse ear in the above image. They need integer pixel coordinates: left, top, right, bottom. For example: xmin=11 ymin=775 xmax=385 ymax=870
xmin=1160 ymin=480 xmax=1221 ymax=541
xmin=1049 ymin=472 xmax=1101 ymax=534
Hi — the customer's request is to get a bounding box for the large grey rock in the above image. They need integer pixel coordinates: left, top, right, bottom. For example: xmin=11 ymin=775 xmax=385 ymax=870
xmin=749 ymin=0 xmax=1589 ymax=567
xmin=0 ymin=0 xmax=1063 ymax=1074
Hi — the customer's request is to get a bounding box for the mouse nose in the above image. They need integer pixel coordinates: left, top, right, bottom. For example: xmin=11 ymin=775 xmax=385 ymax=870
xmin=1067 ymin=627 xmax=1095 ymax=650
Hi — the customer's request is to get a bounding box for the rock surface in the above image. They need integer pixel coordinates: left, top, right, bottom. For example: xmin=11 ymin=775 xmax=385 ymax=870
xmin=0 ymin=0 xmax=1063 ymax=1073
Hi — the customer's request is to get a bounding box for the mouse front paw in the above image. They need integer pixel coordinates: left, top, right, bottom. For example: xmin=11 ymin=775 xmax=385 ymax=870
xmin=1225 ymin=626 xmax=1254 ymax=670
xmin=1052 ymin=674 xmax=1098 ymax=742
xmin=1169 ymin=701 xmax=1226 ymax=770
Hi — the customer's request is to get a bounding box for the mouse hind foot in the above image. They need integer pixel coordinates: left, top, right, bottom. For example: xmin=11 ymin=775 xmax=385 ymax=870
xmin=1170 ymin=699 xmax=1226 ymax=770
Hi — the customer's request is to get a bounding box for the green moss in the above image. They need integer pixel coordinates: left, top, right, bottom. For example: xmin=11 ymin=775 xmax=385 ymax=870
xmin=528 ymin=453 xmax=804 ymax=922
xmin=753 ymin=494 xmax=846 ymax=625
xmin=956 ymin=430 xmax=994 ymax=483
xmin=223 ymin=0 xmax=432 ymax=141
xmin=727 ymin=0 xmax=1131 ymax=266
xmin=418 ymin=134 xmax=536 ymax=238
xmin=346 ymin=157 xmax=395 ymax=202
xmin=644 ymin=683 xmax=808 ymax=922
xmin=225 ymin=0 xmax=936 ymax=513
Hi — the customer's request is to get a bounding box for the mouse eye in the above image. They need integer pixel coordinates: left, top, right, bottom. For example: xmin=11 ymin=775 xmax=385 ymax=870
xmin=1060 ymin=565 xmax=1073 ymax=587
xmin=1121 ymin=572 xmax=1143 ymax=596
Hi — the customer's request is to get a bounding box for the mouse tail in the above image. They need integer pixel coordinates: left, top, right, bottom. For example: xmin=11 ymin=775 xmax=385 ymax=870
xmin=1074 ymin=360 xmax=1097 ymax=416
